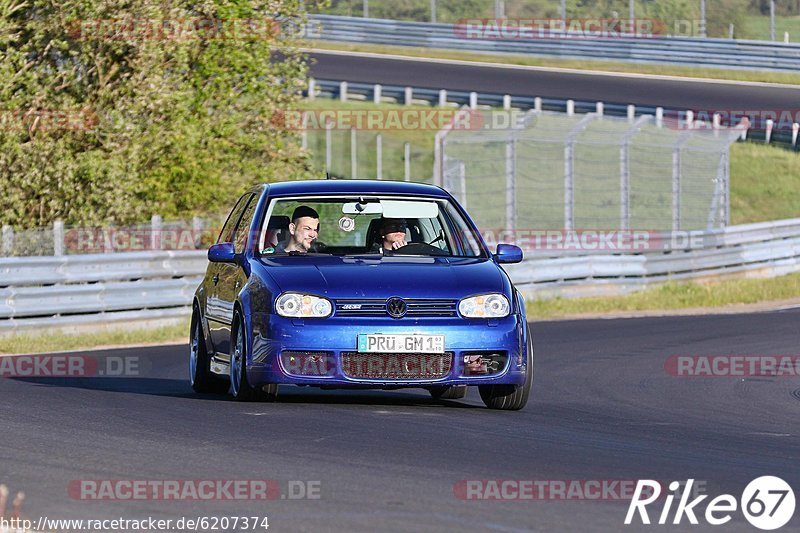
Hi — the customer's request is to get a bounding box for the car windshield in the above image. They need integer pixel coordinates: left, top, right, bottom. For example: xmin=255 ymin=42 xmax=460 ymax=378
xmin=258 ymin=196 xmax=486 ymax=258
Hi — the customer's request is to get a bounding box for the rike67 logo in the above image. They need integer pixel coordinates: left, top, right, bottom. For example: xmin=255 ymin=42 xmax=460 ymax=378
xmin=625 ymin=477 xmax=795 ymax=530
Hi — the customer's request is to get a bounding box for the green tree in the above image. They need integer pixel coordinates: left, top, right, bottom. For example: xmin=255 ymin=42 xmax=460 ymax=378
xmin=0 ymin=0 xmax=323 ymax=228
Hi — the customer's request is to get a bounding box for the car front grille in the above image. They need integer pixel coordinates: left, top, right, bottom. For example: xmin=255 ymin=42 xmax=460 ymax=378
xmin=340 ymin=352 xmax=453 ymax=380
xmin=334 ymin=298 xmax=458 ymax=317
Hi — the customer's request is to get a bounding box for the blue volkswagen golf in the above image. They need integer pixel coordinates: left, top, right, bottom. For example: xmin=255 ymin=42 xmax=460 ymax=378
xmin=190 ymin=179 xmax=532 ymax=410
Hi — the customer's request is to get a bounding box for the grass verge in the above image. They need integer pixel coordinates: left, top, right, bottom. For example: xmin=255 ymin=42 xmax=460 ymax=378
xmin=527 ymin=273 xmax=800 ymax=320
xmin=307 ymin=41 xmax=800 ymax=86
xmin=730 ymin=142 xmax=800 ymax=224
xmin=0 ymin=320 xmax=189 ymax=355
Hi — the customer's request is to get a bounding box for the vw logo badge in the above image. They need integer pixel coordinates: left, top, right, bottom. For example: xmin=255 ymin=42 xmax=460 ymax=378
xmin=386 ymin=297 xmax=407 ymax=319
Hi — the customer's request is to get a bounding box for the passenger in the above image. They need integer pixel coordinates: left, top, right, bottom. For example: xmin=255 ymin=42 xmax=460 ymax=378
xmin=264 ymin=206 xmax=319 ymax=254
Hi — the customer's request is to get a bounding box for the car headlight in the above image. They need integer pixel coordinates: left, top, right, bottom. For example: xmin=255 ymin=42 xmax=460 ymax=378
xmin=275 ymin=292 xmax=332 ymax=318
xmin=458 ymin=294 xmax=510 ymax=318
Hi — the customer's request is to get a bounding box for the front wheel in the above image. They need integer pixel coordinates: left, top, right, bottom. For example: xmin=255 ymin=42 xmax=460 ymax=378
xmin=230 ymin=312 xmax=279 ymax=402
xmin=479 ymin=325 xmax=533 ymax=410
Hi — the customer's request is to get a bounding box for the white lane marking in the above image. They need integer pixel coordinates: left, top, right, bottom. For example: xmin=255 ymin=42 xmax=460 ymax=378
xmin=748 ymin=432 xmax=791 ymax=437
xmin=305 ymin=47 xmax=800 ymax=90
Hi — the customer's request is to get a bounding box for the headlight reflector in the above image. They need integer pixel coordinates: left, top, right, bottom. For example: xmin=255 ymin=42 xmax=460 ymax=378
xmin=275 ymin=293 xmax=332 ymax=318
xmin=459 ymin=294 xmax=510 ymax=318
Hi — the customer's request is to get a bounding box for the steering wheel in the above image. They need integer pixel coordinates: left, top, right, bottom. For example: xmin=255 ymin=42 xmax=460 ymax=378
xmin=389 ymin=242 xmax=448 ymax=256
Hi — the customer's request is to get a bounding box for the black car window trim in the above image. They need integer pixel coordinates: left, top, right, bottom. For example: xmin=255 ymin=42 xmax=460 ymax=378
xmin=217 ymin=193 xmax=253 ymax=245
xmin=256 ymin=194 xmax=488 ymax=259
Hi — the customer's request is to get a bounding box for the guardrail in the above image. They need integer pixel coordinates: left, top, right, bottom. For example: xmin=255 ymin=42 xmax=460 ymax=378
xmin=309 ymin=15 xmax=800 ymax=72
xmin=309 ymin=79 xmax=796 ymax=150
xmin=2 ymin=218 xmax=800 ymax=332
xmin=0 ymin=251 xmax=205 ymax=333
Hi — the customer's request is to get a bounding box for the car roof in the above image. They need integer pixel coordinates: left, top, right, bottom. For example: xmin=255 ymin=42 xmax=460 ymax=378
xmin=263 ymin=179 xmax=450 ymax=199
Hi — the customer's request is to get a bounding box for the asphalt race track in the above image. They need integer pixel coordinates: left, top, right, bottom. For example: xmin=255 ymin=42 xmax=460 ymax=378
xmin=2 ymin=309 xmax=800 ymax=532
xmin=308 ymin=50 xmax=800 ymax=112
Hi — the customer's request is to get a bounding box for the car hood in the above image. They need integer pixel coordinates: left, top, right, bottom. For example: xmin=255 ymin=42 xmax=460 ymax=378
xmin=255 ymin=255 xmax=509 ymax=299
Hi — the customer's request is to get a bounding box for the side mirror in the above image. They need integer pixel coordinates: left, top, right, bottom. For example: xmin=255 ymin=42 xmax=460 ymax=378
xmin=208 ymin=242 xmax=236 ymax=263
xmin=494 ymin=243 xmax=523 ymax=264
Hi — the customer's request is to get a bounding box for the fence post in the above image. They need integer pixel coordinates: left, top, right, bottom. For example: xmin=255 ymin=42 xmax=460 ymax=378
xmin=339 ymin=81 xmax=348 ymax=102
xmin=563 ymin=114 xmax=597 ymax=231
xmin=672 ymin=149 xmax=681 ymax=232
xmin=596 ymin=102 xmax=604 ymax=116
xmin=724 ymin=151 xmax=730 ymax=226
xmin=469 ymin=92 xmax=478 ymax=110
xmin=505 ymin=133 xmax=516 ymax=232
xmin=792 ymin=123 xmax=799 ymax=148
xmin=363 ymin=0 xmax=368 ymax=18
xmin=564 ymin=143 xmax=574 ymax=231
xmin=373 ymin=84 xmax=382 ymax=104
xmin=534 ymin=97 xmax=542 ymax=112
xmin=151 ymin=215 xmax=162 ymax=250
xmin=671 ymin=132 xmax=692 ymax=232
xmin=684 ymin=109 xmax=694 ymax=129
xmin=53 ymin=220 xmax=64 ymax=256
xmin=728 ymin=24 xmax=734 ymax=39
xmin=627 ymin=104 xmax=635 ymax=122
xmin=656 ymin=107 xmax=663 ymax=128
xmin=376 ymin=133 xmax=383 ymax=180
xmin=404 ymin=142 xmax=411 ymax=181
xmin=566 ymin=99 xmax=574 ymax=116
xmin=2 ymin=225 xmax=13 ymax=256
xmin=430 ymin=0 xmax=436 ymax=23
xmin=765 ymin=119 xmax=774 ymax=143
xmin=438 ymin=89 xmax=447 ymax=107
xmin=350 ymin=127 xmax=357 ymax=179
xmin=325 ymin=120 xmax=332 ymax=172
xmin=308 ymin=78 xmax=316 ymax=101
xmin=192 ymin=216 xmax=203 ymax=249
xmin=700 ymin=0 xmax=706 ymax=37
xmin=404 ymin=87 xmax=413 ymax=106
xmin=619 ymin=115 xmax=648 ymax=231
xmin=503 ymin=94 xmax=511 ymax=111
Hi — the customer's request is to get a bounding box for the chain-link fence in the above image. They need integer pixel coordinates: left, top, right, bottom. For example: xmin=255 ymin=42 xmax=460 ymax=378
xmin=305 ymin=128 xmax=434 ymax=182
xmin=438 ymin=109 xmax=744 ymax=233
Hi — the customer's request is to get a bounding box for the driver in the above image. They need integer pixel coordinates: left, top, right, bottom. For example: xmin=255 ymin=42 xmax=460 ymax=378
xmin=264 ymin=206 xmax=319 ymax=254
xmin=373 ymin=218 xmax=408 ymax=253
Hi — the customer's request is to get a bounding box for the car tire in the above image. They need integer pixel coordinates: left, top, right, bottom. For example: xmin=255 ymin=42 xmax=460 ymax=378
xmin=189 ymin=307 xmax=228 ymax=394
xmin=479 ymin=325 xmax=533 ymax=410
xmin=428 ymin=385 xmax=467 ymax=400
xmin=230 ymin=312 xmax=262 ymax=402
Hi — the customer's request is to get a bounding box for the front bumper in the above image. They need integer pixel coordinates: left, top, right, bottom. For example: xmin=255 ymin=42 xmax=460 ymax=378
xmin=246 ymin=314 xmax=528 ymax=387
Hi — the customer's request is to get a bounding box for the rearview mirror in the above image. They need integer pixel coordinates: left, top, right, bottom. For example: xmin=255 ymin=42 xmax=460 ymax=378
xmin=494 ymin=243 xmax=523 ymax=264
xmin=208 ymin=242 xmax=236 ymax=263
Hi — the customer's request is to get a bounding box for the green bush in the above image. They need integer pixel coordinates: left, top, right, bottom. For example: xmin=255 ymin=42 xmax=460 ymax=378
xmin=0 ymin=0 xmax=325 ymax=229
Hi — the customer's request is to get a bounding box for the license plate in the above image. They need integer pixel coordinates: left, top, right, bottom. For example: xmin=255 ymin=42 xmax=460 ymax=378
xmin=357 ymin=334 xmax=445 ymax=354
